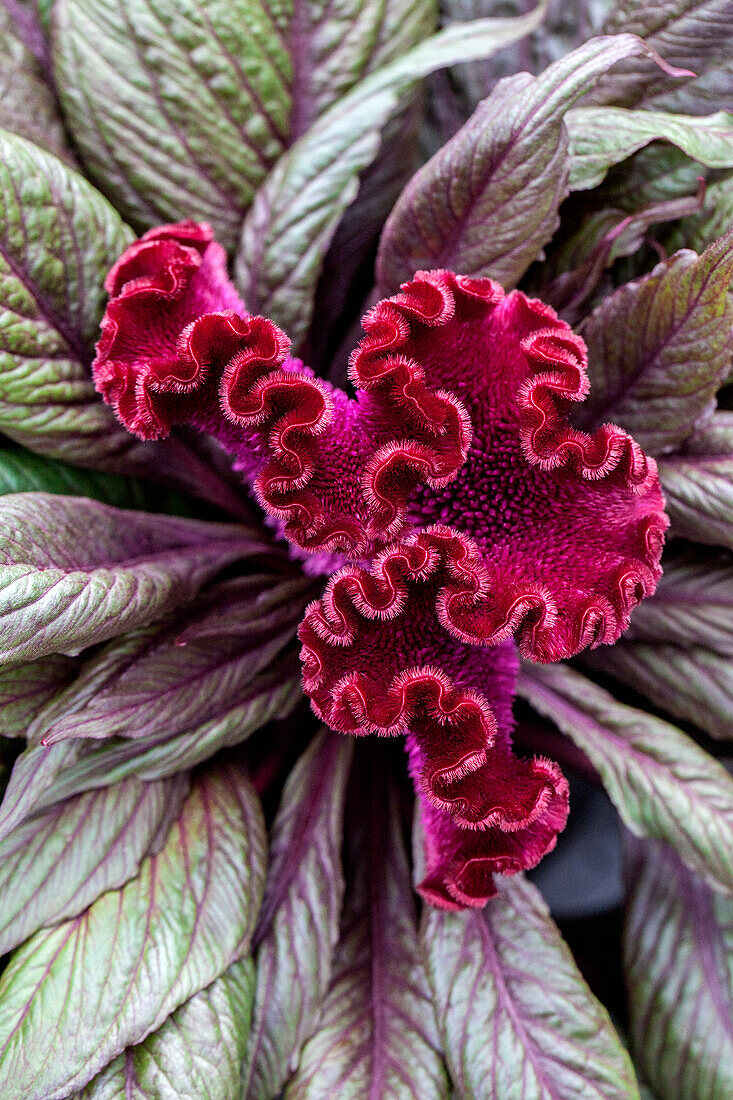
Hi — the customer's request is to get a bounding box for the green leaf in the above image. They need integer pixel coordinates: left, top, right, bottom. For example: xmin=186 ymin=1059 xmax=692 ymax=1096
xmin=0 ymin=773 xmax=189 ymax=954
xmin=626 ymin=549 xmax=733 ymax=654
xmin=578 ymin=233 xmax=733 ymax=454
xmin=0 ymin=8 xmax=70 ymax=160
xmin=0 ymin=653 xmax=77 ymax=736
xmin=29 ymin=573 xmax=311 ymax=745
xmin=624 ymin=836 xmax=733 ymax=1100
xmin=52 ymin=0 xmax=434 ymax=251
xmin=518 ymin=662 xmax=733 ymax=895
xmin=235 ymin=6 xmax=548 ymax=345
xmin=585 ymin=641 xmax=733 ymax=741
xmin=667 ymin=172 xmax=733 ymax=254
xmin=0 ymin=128 xmax=139 ymax=466
xmin=0 ymin=492 xmax=263 ymax=662
xmin=0 ymin=760 xmax=265 ymax=1099
xmin=376 ymin=33 xmax=688 ymax=294
xmin=422 ymin=874 xmax=639 ymax=1100
xmin=243 ymin=731 xmax=353 ymax=1099
xmin=591 ymin=0 xmax=733 ymax=110
xmin=658 ymin=412 xmax=733 ymax=548
xmin=73 ymin=958 xmax=256 ymax=1100
xmin=566 ymin=107 xmax=733 ymax=191
xmin=285 ymin=758 xmax=447 ymax=1099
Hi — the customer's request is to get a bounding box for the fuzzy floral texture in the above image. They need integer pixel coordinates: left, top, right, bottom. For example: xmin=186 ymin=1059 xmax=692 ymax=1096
xmin=93 ymin=220 xmax=668 ymax=908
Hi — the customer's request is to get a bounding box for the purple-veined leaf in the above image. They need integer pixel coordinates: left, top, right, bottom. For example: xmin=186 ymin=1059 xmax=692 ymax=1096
xmin=375 ymin=33 xmax=689 ymax=294
xmin=668 ymin=174 xmax=733 ymax=256
xmin=590 ymin=0 xmax=733 ymax=112
xmin=0 ymin=760 xmax=265 ymax=1099
xmin=566 ymin=107 xmax=733 ymax=191
xmin=235 ymin=6 xmax=548 ymax=344
xmin=578 ymin=233 xmax=733 ymax=454
xmin=518 ymin=662 xmax=733 ymax=894
xmin=29 ymin=572 xmax=312 ymax=745
xmin=626 ymin=549 xmax=733 ymax=655
xmin=52 ymin=0 xmax=433 ymax=250
xmin=242 ymin=730 xmax=353 ymax=1099
xmin=585 ymin=641 xmax=733 ymax=741
xmin=658 ymin=411 xmax=733 ymax=548
xmin=422 ymin=873 xmax=639 ymax=1099
xmin=0 ymin=653 xmax=77 ymax=736
xmin=0 ymin=772 xmax=189 ymax=955
xmin=0 ymin=8 xmax=70 ymax=160
xmin=624 ymin=835 xmax=733 ymax=1099
xmin=72 ymin=958 xmax=255 ymax=1100
xmin=0 ymin=655 xmax=301 ymax=841
xmin=0 ymin=492 xmax=265 ymax=662
xmin=285 ymin=753 xmax=447 ymax=1099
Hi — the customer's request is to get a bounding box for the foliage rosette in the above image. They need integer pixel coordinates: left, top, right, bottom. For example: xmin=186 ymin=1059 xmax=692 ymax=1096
xmin=0 ymin=1 xmax=732 ymax=1098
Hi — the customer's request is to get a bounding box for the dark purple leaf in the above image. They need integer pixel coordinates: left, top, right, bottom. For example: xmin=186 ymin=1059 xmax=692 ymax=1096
xmin=519 ymin=662 xmax=733 ymax=894
xmin=624 ymin=836 xmax=733 ymax=1099
xmin=658 ymin=411 xmax=733 ymax=547
xmin=0 ymin=760 xmax=265 ymax=1099
xmin=376 ymin=34 xmax=690 ymax=292
xmin=578 ymin=233 xmax=733 ymax=454
xmin=0 ymin=772 xmax=189 ymax=954
xmin=0 ymin=492 xmax=265 ymax=662
xmin=30 ymin=572 xmax=312 ymax=745
xmin=243 ymin=731 xmax=353 ymax=1099
xmin=285 ymin=754 xmax=447 ymax=1098
xmin=590 ymin=0 xmax=733 ymax=112
xmin=422 ymin=873 xmax=638 ymax=1099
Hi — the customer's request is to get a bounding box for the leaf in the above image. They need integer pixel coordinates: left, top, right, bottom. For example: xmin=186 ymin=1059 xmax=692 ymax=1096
xmin=0 ymin=7 xmax=70 ymax=160
xmin=0 ymin=445 xmax=197 ymax=515
xmin=29 ymin=572 xmax=312 ymax=745
xmin=242 ymin=731 xmax=353 ymax=1099
xmin=518 ymin=662 xmax=733 ymax=894
xmin=624 ymin=836 xmax=733 ymax=1099
xmin=0 ymin=492 xmax=263 ymax=662
xmin=0 ymin=773 xmax=189 ymax=954
xmin=0 ymin=653 xmax=77 ymax=736
xmin=0 ymin=760 xmax=266 ymax=1099
xmin=235 ymin=6 xmax=548 ymax=345
xmin=422 ymin=873 xmax=639 ymax=1100
xmin=585 ymin=641 xmax=733 ymax=741
xmin=52 ymin=0 xmax=434 ymax=251
xmin=590 ymin=0 xmax=733 ymax=111
xmin=73 ymin=958 xmax=255 ymax=1100
xmin=626 ymin=549 xmax=733 ymax=654
xmin=376 ymin=33 xmax=690 ymax=293
xmin=0 ymin=657 xmax=301 ymax=840
xmin=285 ymin=753 xmax=447 ymax=1099
xmin=578 ymin=233 xmax=733 ymax=454
xmin=658 ymin=411 xmax=733 ymax=548
xmin=566 ymin=107 xmax=733 ymax=191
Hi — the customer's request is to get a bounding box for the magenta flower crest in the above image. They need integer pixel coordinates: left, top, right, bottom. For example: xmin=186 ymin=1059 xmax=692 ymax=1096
xmin=93 ymin=220 xmax=668 ymax=910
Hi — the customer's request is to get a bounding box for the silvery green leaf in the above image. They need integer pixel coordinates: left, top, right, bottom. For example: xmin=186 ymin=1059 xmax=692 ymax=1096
xmin=423 ymin=874 xmax=639 ymax=1099
xmin=0 ymin=773 xmax=189 ymax=954
xmin=0 ymin=653 xmax=77 ymax=736
xmin=243 ymin=731 xmax=352 ymax=1099
xmin=0 ymin=761 xmax=265 ymax=1099
xmin=72 ymin=958 xmax=255 ymax=1100
xmin=519 ymin=662 xmax=733 ymax=894
xmin=0 ymin=7 xmax=69 ymax=159
xmin=624 ymin=836 xmax=733 ymax=1099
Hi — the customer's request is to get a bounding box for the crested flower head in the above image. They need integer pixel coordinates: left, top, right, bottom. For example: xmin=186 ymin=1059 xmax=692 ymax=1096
xmin=93 ymin=219 xmax=668 ymax=908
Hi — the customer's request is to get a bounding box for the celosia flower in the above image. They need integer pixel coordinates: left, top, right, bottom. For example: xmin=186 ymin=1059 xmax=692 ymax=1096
xmin=93 ymin=220 xmax=667 ymax=908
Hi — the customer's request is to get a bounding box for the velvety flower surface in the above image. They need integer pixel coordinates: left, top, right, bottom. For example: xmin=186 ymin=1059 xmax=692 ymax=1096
xmin=93 ymin=220 xmax=668 ymax=908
